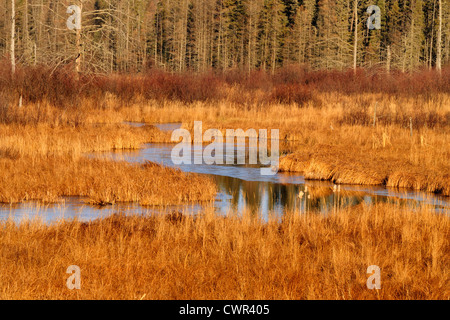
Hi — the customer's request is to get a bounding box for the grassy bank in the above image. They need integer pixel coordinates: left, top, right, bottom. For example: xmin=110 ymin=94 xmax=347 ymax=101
xmin=0 ymin=156 xmax=216 ymax=205
xmin=0 ymin=203 xmax=447 ymax=300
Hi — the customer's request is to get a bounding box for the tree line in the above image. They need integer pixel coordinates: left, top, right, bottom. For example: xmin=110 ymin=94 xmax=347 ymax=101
xmin=1 ymin=0 xmax=448 ymax=74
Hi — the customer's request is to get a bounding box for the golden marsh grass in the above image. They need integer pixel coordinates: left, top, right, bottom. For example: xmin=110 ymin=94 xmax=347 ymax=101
xmin=0 ymin=203 xmax=447 ymax=300
xmin=0 ymin=156 xmax=216 ymax=205
xmin=0 ymin=68 xmax=448 ymax=300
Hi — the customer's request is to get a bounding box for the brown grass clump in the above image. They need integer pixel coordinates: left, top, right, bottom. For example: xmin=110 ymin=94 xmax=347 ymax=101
xmin=280 ymin=146 xmax=386 ymax=185
xmin=386 ymin=168 xmax=450 ymax=196
xmin=279 ymin=144 xmax=450 ymax=196
xmin=0 ymin=203 xmax=447 ymax=300
xmin=0 ymin=156 xmax=216 ymax=205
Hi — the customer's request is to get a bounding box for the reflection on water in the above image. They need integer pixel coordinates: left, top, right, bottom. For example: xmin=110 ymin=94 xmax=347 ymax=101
xmin=1 ymin=129 xmax=448 ymax=223
xmin=0 ymin=198 xmax=206 ymax=224
xmin=111 ymin=143 xmax=303 ymax=183
xmin=213 ymin=176 xmax=449 ymax=220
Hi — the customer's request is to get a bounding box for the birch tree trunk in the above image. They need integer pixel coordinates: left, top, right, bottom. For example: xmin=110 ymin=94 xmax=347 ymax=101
xmin=10 ymin=0 xmax=15 ymax=75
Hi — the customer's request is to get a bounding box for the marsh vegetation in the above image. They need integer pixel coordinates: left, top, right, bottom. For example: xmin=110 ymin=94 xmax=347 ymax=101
xmin=0 ymin=64 xmax=448 ymax=299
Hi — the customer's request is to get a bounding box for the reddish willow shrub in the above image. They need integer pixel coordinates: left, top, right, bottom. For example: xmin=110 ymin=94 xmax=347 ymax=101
xmin=1 ymin=59 xmax=449 ymax=111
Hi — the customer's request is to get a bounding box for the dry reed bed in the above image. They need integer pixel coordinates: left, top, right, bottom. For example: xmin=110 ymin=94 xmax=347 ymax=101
xmin=0 ymin=203 xmax=447 ymax=300
xmin=0 ymin=156 xmax=216 ymax=205
xmin=113 ymin=92 xmax=450 ymax=131
xmin=0 ymin=122 xmax=172 ymax=158
xmin=0 ymin=101 xmax=125 ymax=126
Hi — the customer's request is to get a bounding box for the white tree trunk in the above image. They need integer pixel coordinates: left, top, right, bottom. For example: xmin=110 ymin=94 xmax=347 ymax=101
xmin=11 ymin=0 xmax=15 ymax=75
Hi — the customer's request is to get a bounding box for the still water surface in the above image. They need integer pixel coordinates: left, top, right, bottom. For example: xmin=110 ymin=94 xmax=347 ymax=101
xmin=1 ymin=123 xmax=448 ymax=223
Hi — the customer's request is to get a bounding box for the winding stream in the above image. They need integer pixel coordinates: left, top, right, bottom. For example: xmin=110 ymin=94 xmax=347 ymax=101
xmin=1 ymin=123 xmax=448 ymax=223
